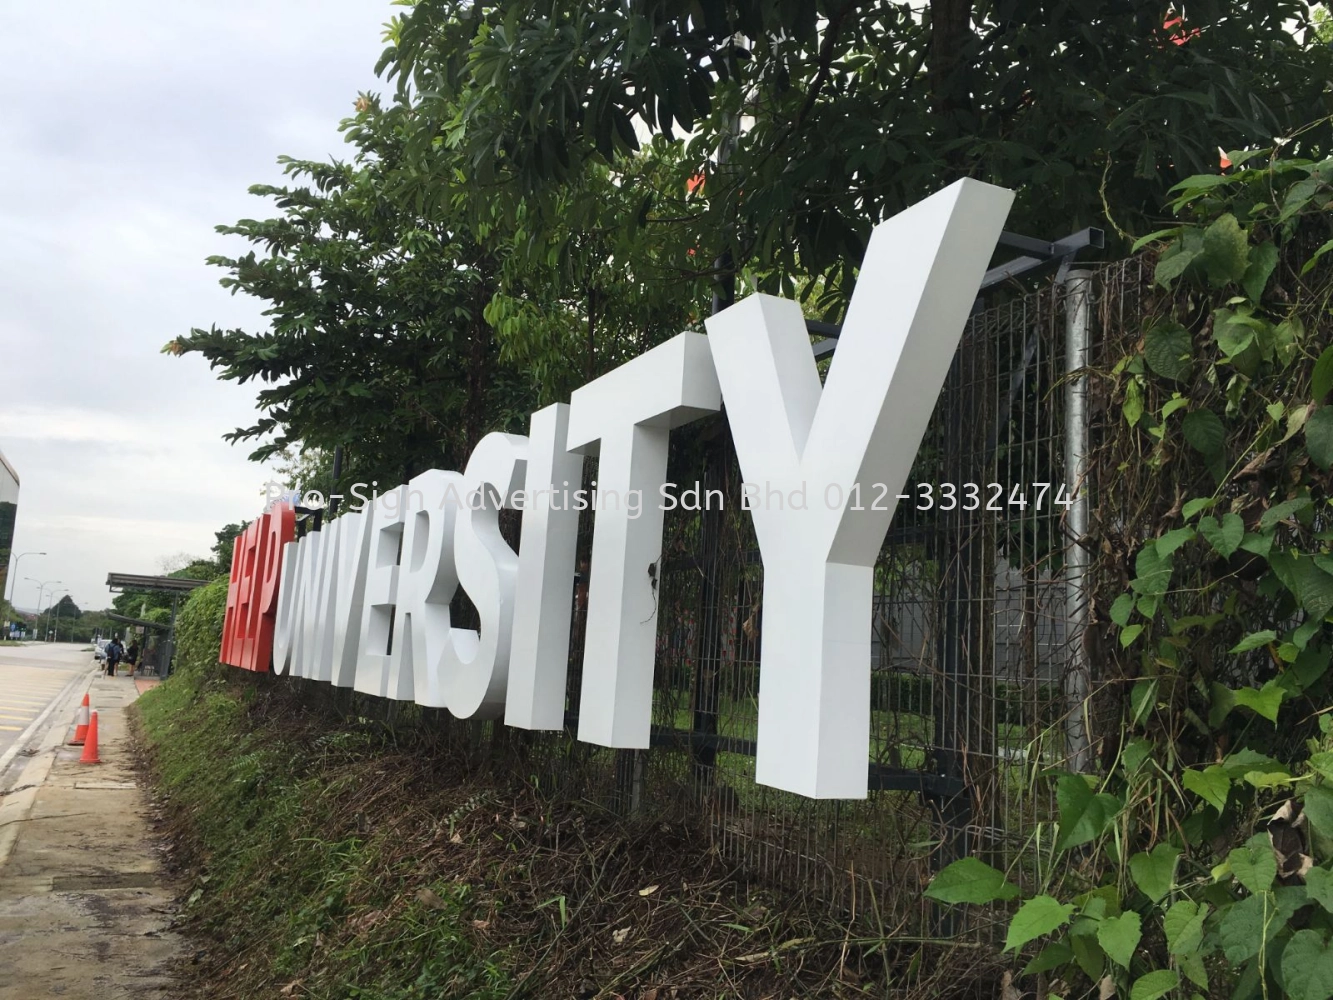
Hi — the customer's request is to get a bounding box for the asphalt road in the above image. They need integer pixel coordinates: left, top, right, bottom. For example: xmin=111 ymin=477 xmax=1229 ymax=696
xmin=0 ymin=643 xmax=91 ymax=763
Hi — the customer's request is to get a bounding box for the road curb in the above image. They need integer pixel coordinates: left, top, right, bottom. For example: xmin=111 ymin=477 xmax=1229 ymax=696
xmin=0 ymin=664 xmax=96 ymax=783
xmin=0 ymin=666 xmax=99 ymax=873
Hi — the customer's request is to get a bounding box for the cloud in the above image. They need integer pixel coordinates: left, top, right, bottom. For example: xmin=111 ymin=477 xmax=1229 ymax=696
xmin=0 ymin=1 xmax=392 ymax=610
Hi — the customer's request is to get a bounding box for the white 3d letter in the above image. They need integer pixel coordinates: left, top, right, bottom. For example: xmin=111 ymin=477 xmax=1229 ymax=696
xmin=272 ymin=538 xmax=302 ymax=676
xmin=506 ymin=404 xmax=584 ymax=730
xmin=328 ymin=509 xmax=372 ymax=688
xmin=356 ymin=486 xmax=407 ymax=697
xmin=390 ymin=469 xmax=465 ymax=707
xmin=566 ymin=333 xmax=721 ymax=747
xmin=705 ymin=178 xmax=1014 ymax=798
xmin=441 ymin=432 xmax=527 ymax=719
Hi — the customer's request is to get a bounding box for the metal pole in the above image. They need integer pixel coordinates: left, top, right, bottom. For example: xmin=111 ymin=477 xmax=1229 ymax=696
xmin=52 ymin=594 xmax=65 ymax=642
xmin=328 ymin=445 xmax=344 ymax=518
xmin=6 ymin=551 xmax=44 ymax=604
xmin=1063 ymin=270 xmax=1093 ymax=772
xmin=164 ymin=593 xmax=180 ymax=677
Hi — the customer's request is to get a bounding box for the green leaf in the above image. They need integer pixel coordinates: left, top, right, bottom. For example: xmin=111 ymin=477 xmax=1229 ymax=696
xmin=1230 ymin=630 xmax=1277 ymax=654
xmin=1182 ymin=766 xmax=1230 ymax=813
xmin=1178 ymin=952 xmax=1208 ymax=991
xmin=1228 ymin=834 xmax=1278 ymax=895
xmin=1129 ymin=843 xmax=1181 ymax=903
xmin=1056 ymin=775 xmax=1122 ymax=851
xmin=1022 ymin=941 xmax=1074 ymax=977
xmin=1242 ymin=241 xmax=1279 ymax=302
xmin=1004 ymin=895 xmax=1075 ymax=952
xmin=1155 ymin=248 xmax=1199 ymax=288
xmin=1282 ymin=176 xmax=1323 ymax=222
xmin=1068 ymin=917 xmax=1106 ymax=979
xmin=1097 ymin=910 xmax=1142 ymax=969
xmin=1132 ymin=544 xmax=1174 ymax=597
xmin=1306 ymin=867 xmax=1333 ymax=913
xmin=1222 ymin=748 xmax=1284 ymax=779
xmin=1132 ymin=227 xmax=1182 ymax=252
xmin=1216 ymin=892 xmax=1267 ymax=963
xmin=1305 ymin=238 xmax=1333 ymax=276
xmin=1269 ymin=552 xmax=1333 ymax=620
xmin=1305 ymin=787 xmax=1333 ymax=838
xmin=1182 ymin=497 xmax=1217 ymax=521
xmin=1307 ymin=407 xmax=1333 ymax=471
xmin=1156 ymin=527 xmax=1195 ymax=557
xmin=1232 ymin=681 xmax=1286 ymax=724
xmin=1260 ymin=496 xmax=1313 ymax=530
xmin=1130 ymin=969 xmax=1180 ymax=1000
xmin=1281 ymin=929 xmax=1333 ymax=1000
xmin=1182 ymin=409 xmax=1225 ymax=456
xmin=1110 ymin=593 xmax=1135 ymax=628
xmin=1123 ymin=377 xmax=1145 ymax=426
xmin=1129 ymin=679 xmax=1157 ymax=724
xmin=1122 ymin=738 xmax=1153 ymax=774
xmin=1120 ymin=624 xmax=1145 ymax=648
xmin=1240 ymin=532 xmax=1274 ymax=557
xmin=1209 ymin=683 xmax=1238 ymax=729
xmin=1218 ymin=887 xmax=1307 ymax=964
xmin=1163 ymin=900 xmax=1209 ymax=955
xmin=1200 ymin=213 xmax=1250 ymax=287
xmin=1213 ymin=308 xmax=1256 ymax=359
xmin=1245 ymin=769 xmax=1295 ymax=790
xmin=924 ymin=857 xmax=1020 ymax=904
xmin=1197 ymin=513 xmax=1243 ymax=558
xmin=1167 ymin=172 xmax=1240 ymax=195
xmin=1311 ymin=753 xmax=1333 ymax=782
xmin=1275 ymin=316 xmax=1303 ymax=366
xmin=1295 ymin=619 xmax=1323 ymax=651
xmin=1143 ymin=321 xmax=1192 ymax=381
xmin=1317 ymin=347 xmax=1333 ymax=403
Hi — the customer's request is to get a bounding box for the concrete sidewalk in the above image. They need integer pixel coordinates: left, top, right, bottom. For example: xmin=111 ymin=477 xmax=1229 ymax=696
xmin=0 ymin=672 xmax=181 ymax=998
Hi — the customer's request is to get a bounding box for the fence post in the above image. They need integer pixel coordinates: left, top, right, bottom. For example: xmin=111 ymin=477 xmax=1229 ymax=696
xmin=1063 ymin=270 xmax=1094 ymax=772
xmin=690 ymin=248 xmax=735 ymax=799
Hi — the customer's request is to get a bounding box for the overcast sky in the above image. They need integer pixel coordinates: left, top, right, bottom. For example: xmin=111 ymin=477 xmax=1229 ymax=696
xmin=0 ymin=2 xmax=394 ymax=613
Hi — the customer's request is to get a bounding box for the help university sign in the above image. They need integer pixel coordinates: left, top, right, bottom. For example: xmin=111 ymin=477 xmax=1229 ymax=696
xmin=219 ymin=178 xmax=1015 ymax=800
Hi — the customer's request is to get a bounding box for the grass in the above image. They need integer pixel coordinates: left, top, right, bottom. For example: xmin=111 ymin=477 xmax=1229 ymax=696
xmin=136 ymin=676 xmax=512 ymax=1000
xmin=132 ymin=580 xmax=1017 ymax=999
xmin=137 ymin=666 xmax=1014 ymax=999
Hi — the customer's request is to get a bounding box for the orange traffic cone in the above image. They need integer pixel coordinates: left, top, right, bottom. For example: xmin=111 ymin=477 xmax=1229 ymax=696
xmin=78 ymin=711 xmax=101 ymax=764
xmin=70 ymin=694 xmax=90 ymax=745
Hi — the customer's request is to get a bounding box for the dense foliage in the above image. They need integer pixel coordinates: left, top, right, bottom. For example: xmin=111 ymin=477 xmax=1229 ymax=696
xmin=382 ymin=0 xmax=1329 ymax=298
xmin=926 ymin=145 xmax=1333 ymax=999
xmin=172 ymin=2 xmax=1332 ymax=487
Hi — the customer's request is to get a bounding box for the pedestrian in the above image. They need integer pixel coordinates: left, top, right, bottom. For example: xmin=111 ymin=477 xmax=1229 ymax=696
xmin=124 ymin=638 xmax=139 ymax=674
xmin=105 ymin=636 xmax=123 ymax=677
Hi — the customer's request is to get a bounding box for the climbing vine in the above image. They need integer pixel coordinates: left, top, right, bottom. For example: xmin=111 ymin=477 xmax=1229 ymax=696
xmin=927 ymin=131 xmax=1333 ymax=1000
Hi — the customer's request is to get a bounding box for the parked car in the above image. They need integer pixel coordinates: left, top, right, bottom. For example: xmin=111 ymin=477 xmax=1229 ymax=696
xmin=92 ymin=638 xmax=108 ymax=662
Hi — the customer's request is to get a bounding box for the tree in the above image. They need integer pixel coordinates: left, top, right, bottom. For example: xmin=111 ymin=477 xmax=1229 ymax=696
xmin=381 ymin=0 xmax=1331 ymax=314
xmin=171 ymin=102 xmax=705 ymax=484
xmin=46 ymin=595 xmax=81 ymax=619
xmin=176 ymin=2 xmax=1333 ymax=487
xmin=211 ymin=522 xmax=245 ymax=574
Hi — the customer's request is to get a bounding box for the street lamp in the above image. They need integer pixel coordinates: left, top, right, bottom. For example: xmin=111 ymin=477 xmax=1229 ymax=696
xmin=6 ymin=551 xmax=45 ymax=604
xmin=40 ymin=582 xmax=64 ymax=642
xmin=26 ymin=578 xmax=62 ymax=628
xmin=48 ymin=590 xmax=69 ymax=642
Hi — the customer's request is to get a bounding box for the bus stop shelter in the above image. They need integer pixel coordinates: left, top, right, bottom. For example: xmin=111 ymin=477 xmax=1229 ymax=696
xmin=105 ymin=573 xmax=210 ymax=677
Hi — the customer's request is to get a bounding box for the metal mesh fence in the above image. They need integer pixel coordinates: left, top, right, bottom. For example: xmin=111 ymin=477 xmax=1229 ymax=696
xmin=312 ymin=257 xmax=1157 ymax=943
